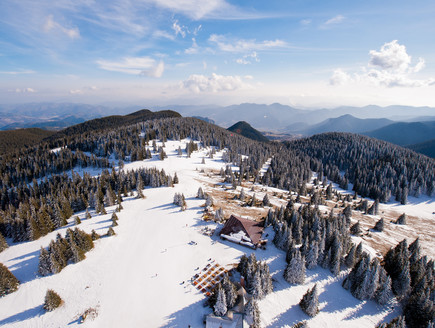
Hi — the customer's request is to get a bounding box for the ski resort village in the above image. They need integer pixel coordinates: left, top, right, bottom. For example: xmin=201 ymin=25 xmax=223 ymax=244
xmin=0 ymin=115 xmax=434 ymax=328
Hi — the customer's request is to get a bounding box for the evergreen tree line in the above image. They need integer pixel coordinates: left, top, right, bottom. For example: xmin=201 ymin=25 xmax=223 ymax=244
xmin=267 ymin=200 xmax=353 ymax=280
xmin=343 ymin=237 xmax=434 ymax=328
xmin=286 ymin=132 xmax=435 ymax=204
xmin=0 ymin=167 xmax=173 ymax=242
xmin=237 ymin=253 xmax=273 ymax=300
xmin=38 ymin=228 xmax=94 ymax=276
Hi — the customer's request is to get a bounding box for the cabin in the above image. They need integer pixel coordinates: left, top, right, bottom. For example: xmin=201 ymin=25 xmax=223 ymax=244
xmin=219 ymin=215 xmax=264 ymax=249
xmin=205 ymin=285 xmax=252 ymax=328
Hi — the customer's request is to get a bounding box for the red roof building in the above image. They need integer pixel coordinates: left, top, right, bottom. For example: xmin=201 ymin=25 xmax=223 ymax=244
xmin=219 ymin=215 xmax=264 ymax=249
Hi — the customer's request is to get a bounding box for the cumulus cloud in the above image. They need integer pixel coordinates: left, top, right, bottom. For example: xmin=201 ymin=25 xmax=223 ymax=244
xmin=97 ymin=57 xmax=164 ymax=77
xmin=43 ymin=15 xmax=80 ymax=39
xmin=330 ymin=40 xmax=435 ymax=88
xmin=180 ymin=73 xmax=252 ymax=93
xmin=209 ymin=34 xmax=286 ymax=53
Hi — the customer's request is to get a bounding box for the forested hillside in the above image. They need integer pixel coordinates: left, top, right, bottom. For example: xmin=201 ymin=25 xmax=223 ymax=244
xmin=286 ymin=132 xmax=435 ymax=204
xmin=0 ymin=128 xmax=54 ymax=155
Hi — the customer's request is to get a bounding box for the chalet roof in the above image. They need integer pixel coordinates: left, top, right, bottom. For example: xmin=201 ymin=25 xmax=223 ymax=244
xmin=219 ymin=215 xmax=263 ymax=246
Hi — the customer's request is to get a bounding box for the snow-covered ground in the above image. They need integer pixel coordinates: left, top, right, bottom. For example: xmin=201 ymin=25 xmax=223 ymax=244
xmin=0 ymin=139 xmax=425 ymax=327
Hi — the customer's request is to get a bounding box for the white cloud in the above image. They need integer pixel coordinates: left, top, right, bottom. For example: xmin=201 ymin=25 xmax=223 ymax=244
xmin=330 ymin=40 xmax=435 ymax=88
xmin=180 ymin=73 xmax=252 ymax=93
xmin=172 ymin=20 xmax=187 ymax=38
xmin=43 ymin=15 xmax=80 ymax=39
xmin=69 ymin=89 xmax=83 ymax=95
xmin=236 ymin=51 xmax=259 ymax=65
xmin=329 ymin=69 xmax=352 ymax=86
xmin=321 ymin=15 xmax=345 ymax=28
xmin=185 ymin=38 xmax=199 ymax=54
xmin=0 ymin=70 xmax=36 ymax=75
xmin=15 ymin=87 xmax=36 ymax=93
xmin=209 ymin=34 xmax=286 ymax=53
xmin=148 ymin=0 xmax=235 ymax=20
xmin=300 ymin=19 xmax=311 ymax=26
xmin=153 ymin=30 xmax=175 ymax=40
xmin=96 ymin=57 xmax=164 ymax=77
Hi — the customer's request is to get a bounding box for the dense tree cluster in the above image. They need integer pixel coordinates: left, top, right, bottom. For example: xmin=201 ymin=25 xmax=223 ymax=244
xmin=0 ymin=167 xmax=172 ymax=242
xmin=384 ymin=238 xmax=434 ymax=328
xmin=0 ymin=262 xmax=19 ymax=297
xmin=287 ymin=132 xmax=435 ymax=203
xmin=237 ymin=253 xmax=273 ymax=300
xmin=38 ymin=228 xmax=94 ymax=276
xmin=269 ymin=201 xmax=352 ymax=278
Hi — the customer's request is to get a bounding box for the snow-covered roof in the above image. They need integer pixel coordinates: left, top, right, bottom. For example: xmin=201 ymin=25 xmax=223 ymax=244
xmin=219 ymin=215 xmax=264 ymax=246
xmin=205 ymin=312 xmax=244 ymax=328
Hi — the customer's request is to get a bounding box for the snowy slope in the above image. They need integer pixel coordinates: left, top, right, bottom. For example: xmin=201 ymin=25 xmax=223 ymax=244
xmin=0 ymin=139 xmax=424 ymax=327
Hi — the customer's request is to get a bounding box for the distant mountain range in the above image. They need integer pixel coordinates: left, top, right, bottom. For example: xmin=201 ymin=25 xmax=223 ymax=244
xmin=293 ymin=114 xmax=394 ymax=136
xmin=363 ymin=121 xmax=435 ymax=146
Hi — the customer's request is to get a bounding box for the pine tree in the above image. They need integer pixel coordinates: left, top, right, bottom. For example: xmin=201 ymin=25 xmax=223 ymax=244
xmin=350 ymin=221 xmax=362 ymax=236
xmin=396 ymin=213 xmax=407 ymax=225
xmin=375 ymin=268 xmax=392 ymax=305
xmin=107 ymin=227 xmax=116 ymax=236
xmin=239 ymin=188 xmax=246 ymax=201
xmin=376 ymin=316 xmax=406 ymax=328
xmin=284 ymin=249 xmax=305 ymax=284
xmin=374 ymin=218 xmax=384 ymax=232
xmin=221 ymin=273 xmax=237 ymax=309
xmin=250 ymin=193 xmax=257 ymax=207
xmin=197 ymin=187 xmax=205 ymax=199
xmin=0 ymin=232 xmax=8 ymax=253
xmin=299 ymin=284 xmax=319 ymax=317
xmin=245 ymin=299 xmax=261 ymax=328
xmin=38 ymin=247 xmax=52 ymax=276
xmin=214 ymin=285 xmax=227 ymax=316
xmin=0 ymin=262 xmax=19 ymax=297
xmin=263 ymin=193 xmax=270 ymax=207
xmin=74 ymin=216 xmax=81 ymax=225
xmin=91 ymin=230 xmax=100 ymax=240
xmin=43 ymin=289 xmax=63 ymax=311
xmin=111 ymin=213 xmax=119 ymax=227
xmin=306 ymin=241 xmax=319 ymax=269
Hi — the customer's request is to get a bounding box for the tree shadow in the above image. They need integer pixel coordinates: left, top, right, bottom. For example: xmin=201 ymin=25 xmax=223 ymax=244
xmin=8 ymin=249 xmax=40 ymax=283
xmin=265 ymin=304 xmax=307 ymax=328
xmin=161 ymin=299 xmax=207 ymax=328
xmin=0 ymin=305 xmax=43 ymax=326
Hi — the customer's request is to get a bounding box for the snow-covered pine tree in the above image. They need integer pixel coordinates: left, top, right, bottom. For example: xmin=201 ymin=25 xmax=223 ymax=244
xmin=284 ymin=249 xmax=306 ymax=284
xmin=345 ymin=244 xmax=357 ymax=269
xmin=306 ymin=241 xmax=319 ymax=269
xmin=376 ymin=316 xmax=406 ymax=328
xmin=251 ymin=269 xmax=263 ymax=300
xmin=375 ymin=267 xmax=392 ymax=305
xmin=245 ymin=299 xmax=261 ymax=328
xmin=205 ymin=195 xmax=213 ymax=207
xmin=111 ymin=213 xmax=119 ymax=227
xmin=221 ymin=274 xmax=237 ymax=309
xmin=214 ymin=285 xmax=227 ymax=317
xmin=0 ymin=262 xmax=19 ymax=296
xmin=215 ymin=208 xmax=224 ymax=221
xmin=197 ymin=187 xmax=205 ymax=199
xmin=43 ymin=289 xmax=63 ymax=311
xmin=299 ymin=284 xmax=319 ymax=317
xmin=259 ymin=262 xmax=273 ymax=296
xmin=91 ymin=230 xmax=100 ymax=240
xmin=38 ymin=247 xmax=52 ymax=276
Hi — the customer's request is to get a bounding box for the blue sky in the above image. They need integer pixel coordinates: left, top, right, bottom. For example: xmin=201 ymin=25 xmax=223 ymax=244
xmin=1 ymin=0 xmax=435 ymax=107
